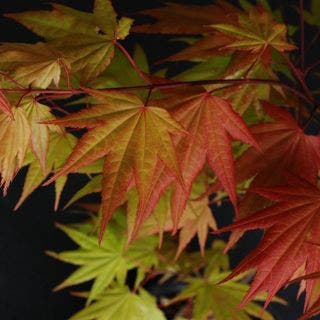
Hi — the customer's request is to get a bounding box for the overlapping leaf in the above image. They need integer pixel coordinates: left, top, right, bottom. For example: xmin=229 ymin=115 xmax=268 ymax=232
xmin=211 ymin=102 xmax=320 ymax=251
xmin=47 ymin=211 xmax=158 ymax=304
xmin=6 ymin=1 xmax=133 ymax=83
xmin=15 ymin=131 xmax=77 ymax=210
xmin=127 ymin=180 xmax=217 ymax=256
xmin=167 ymin=241 xmax=282 ymax=320
xmin=211 ymin=6 xmax=295 ymax=57
xmin=69 ymin=286 xmax=165 ymax=320
xmin=0 ymin=107 xmax=30 ymax=193
xmin=43 ymin=90 xmax=186 ymax=240
xmin=215 ymin=174 xmax=320 ymax=310
xmin=157 ymin=89 xmax=259 ymax=228
xmin=0 ymin=43 xmax=69 ymax=89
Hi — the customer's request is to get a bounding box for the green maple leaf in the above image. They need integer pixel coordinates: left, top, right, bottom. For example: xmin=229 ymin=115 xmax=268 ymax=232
xmin=69 ymin=286 xmax=165 ymax=320
xmin=47 ymin=210 xmax=158 ymax=304
xmin=168 ymin=241 xmax=283 ymax=320
xmin=64 ymin=174 xmax=103 ymax=209
xmin=6 ymin=1 xmax=133 ymax=83
xmin=172 ymin=275 xmax=278 ymax=320
xmin=303 ymin=0 xmax=320 ymax=26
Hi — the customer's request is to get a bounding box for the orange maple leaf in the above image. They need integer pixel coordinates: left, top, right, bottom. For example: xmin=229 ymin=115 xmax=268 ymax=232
xmin=43 ymin=90 xmax=187 ymax=241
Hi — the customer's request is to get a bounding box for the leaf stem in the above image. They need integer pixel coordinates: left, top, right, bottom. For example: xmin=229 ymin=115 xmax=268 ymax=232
xmin=299 ymin=0 xmax=305 ymax=72
xmin=144 ymin=86 xmax=154 ymax=106
xmin=280 ymin=52 xmax=314 ymax=104
xmin=0 ymin=71 xmax=26 ymax=89
xmin=305 ymin=59 xmax=320 ymax=76
xmin=114 ymin=40 xmax=151 ymax=84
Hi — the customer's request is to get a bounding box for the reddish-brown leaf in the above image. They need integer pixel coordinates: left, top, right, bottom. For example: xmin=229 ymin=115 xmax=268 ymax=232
xmin=214 ymin=102 xmax=320 ymax=252
xmin=159 ymin=90 xmax=259 ymax=229
xmin=215 ymin=174 xmax=320 ymax=310
xmin=133 ymin=1 xmax=239 ymax=35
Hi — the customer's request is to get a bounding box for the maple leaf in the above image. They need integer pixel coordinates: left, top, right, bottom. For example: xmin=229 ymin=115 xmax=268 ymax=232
xmin=47 ymin=211 xmax=158 ymax=304
xmin=157 ymin=89 xmax=259 ymax=228
xmin=14 ymin=131 xmax=77 ymax=210
xmin=168 ymin=241 xmax=282 ymax=320
xmin=6 ymin=1 xmax=133 ymax=83
xmin=69 ymin=286 xmax=165 ymax=320
xmin=127 ymin=180 xmax=217 ymax=255
xmin=175 ymin=181 xmax=217 ymax=258
xmin=215 ymin=174 xmax=320 ymax=309
xmin=210 ymin=101 xmax=320 ymax=261
xmin=217 ymin=53 xmax=283 ymax=114
xmin=21 ymin=98 xmax=59 ymax=170
xmin=0 ymin=107 xmax=30 ymax=193
xmin=64 ymin=174 xmax=102 ymax=209
xmin=133 ymin=1 xmax=239 ymax=35
xmin=209 ymin=102 xmax=320 ymax=250
xmin=303 ymin=0 xmax=320 ymax=26
xmin=0 ymin=96 xmax=66 ymax=194
xmin=43 ymin=90 xmax=186 ymax=240
xmin=0 ymin=42 xmax=69 ymax=89
xmin=211 ymin=5 xmax=296 ymax=58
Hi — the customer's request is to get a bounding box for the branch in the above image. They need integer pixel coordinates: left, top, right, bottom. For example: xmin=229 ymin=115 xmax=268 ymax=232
xmin=0 ymin=78 xmax=314 ymax=106
xmin=299 ymin=0 xmax=305 ymax=71
xmin=305 ymin=59 xmax=320 ymax=76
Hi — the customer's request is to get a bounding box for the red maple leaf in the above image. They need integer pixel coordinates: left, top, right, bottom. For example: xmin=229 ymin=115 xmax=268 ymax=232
xmin=159 ymin=89 xmax=259 ymax=230
xmin=215 ymin=174 xmax=320 ymax=310
xmin=209 ymin=102 xmax=320 ymax=251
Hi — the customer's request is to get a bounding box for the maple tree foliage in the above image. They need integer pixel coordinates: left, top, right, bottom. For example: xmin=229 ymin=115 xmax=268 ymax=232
xmin=1 ymin=0 xmax=320 ymax=319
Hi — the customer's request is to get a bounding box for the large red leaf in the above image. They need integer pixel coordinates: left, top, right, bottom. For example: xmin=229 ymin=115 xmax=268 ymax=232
xmin=210 ymin=102 xmax=320 ymax=251
xmin=215 ymin=174 xmax=320 ymax=309
xmin=161 ymin=90 xmax=259 ymax=229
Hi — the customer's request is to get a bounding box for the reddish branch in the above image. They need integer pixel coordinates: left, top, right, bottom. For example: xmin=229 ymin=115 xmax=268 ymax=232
xmin=299 ymin=0 xmax=305 ymax=71
xmin=280 ymin=52 xmax=314 ymax=104
xmin=0 ymin=78 xmax=314 ymax=107
xmin=0 ymin=78 xmax=314 ymax=108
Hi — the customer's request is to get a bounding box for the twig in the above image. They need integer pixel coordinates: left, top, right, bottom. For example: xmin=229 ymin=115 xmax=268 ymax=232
xmin=299 ymin=0 xmax=305 ymax=71
xmin=305 ymin=59 xmax=320 ymax=76
xmin=280 ymin=52 xmax=314 ymax=104
xmin=0 ymin=78 xmax=314 ymax=106
xmin=144 ymin=86 xmax=154 ymax=107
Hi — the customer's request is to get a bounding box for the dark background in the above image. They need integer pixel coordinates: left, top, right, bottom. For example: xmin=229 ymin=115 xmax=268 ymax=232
xmin=0 ymin=0 xmax=315 ymax=319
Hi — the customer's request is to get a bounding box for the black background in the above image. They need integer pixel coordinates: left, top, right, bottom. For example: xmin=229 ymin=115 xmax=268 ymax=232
xmin=0 ymin=0 xmax=316 ymax=319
